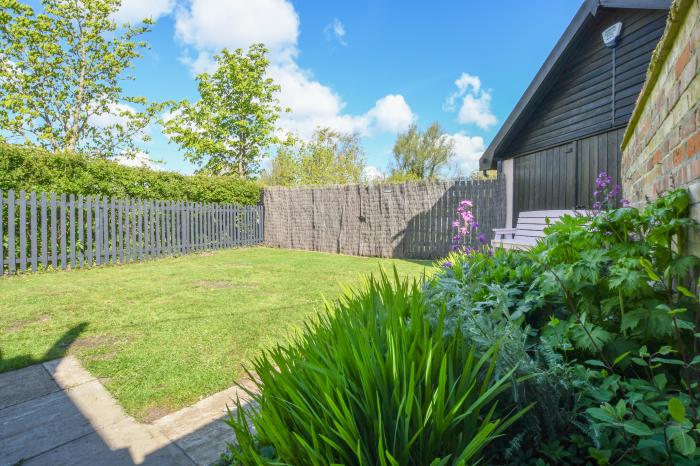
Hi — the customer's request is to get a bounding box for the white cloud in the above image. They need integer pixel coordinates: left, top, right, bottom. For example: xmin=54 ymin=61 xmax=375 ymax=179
xmin=367 ymin=95 xmax=415 ymax=134
xmin=88 ymin=102 xmax=136 ymax=128
xmin=174 ymin=0 xmax=414 ymax=140
xmin=444 ymin=132 xmax=485 ymax=175
xmin=117 ymin=151 xmax=160 ymax=170
xmin=175 ymin=0 xmax=299 ymax=62
xmin=324 ymin=18 xmax=347 ymax=46
xmin=362 ymin=165 xmax=384 ymax=182
xmin=88 ymin=102 xmax=153 ymax=145
xmin=445 ymin=72 xmax=497 ymax=130
xmin=112 ymin=0 xmax=175 ymax=24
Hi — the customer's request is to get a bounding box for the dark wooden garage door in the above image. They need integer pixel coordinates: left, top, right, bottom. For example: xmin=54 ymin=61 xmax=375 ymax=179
xmin=513 ymin=127 xmax=625 ymax=220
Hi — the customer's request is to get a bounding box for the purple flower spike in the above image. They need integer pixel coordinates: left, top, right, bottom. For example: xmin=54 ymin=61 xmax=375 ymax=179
xmin=441 ymin=261 xmax=452 ymax=268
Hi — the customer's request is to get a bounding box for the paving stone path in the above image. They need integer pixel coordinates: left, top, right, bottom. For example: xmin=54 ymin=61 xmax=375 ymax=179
xmin=0 ymin=357 xmax=254 ymax=466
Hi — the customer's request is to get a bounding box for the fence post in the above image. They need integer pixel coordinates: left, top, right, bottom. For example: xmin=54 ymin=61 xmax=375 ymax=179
xmin=0 ymin=190 xmax=3 ymax=276
xmin=60 ymin=193 xmax=67 ymax=270
xmin=110 ymin=196 xmax=116 ymax=264
xmin=77 ymin=195 xmax=84 ymax=268
xmin=7 ymin=190 xmax=14 ymax=274
xmin=126 ymin=198 xmax=133 ymax=262
xmin=154 ymin=200 xmax=161 ymax=257
xmin=41 ymin=193 xmax=48 ymax=269
xmin=19 ymin=190 xmax=27 ymax=272
xmin=101 ymin=196 xmax=108 ymax=264
xmin=86 ymin=196 xmax=93 ymax=267
xmin=117 ymin=197 xmax=124 ymax=264
xmin=95 ymin=196 xmax=102 ymax=266
xmin=69 ymin=194 xmax=76 ymax=269
xmin=30 ymin=191 xmax=37 ymax=272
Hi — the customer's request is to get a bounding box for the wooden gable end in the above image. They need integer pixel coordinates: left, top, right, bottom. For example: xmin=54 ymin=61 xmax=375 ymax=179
xmin=500 ymin=8 xmax=668 ymax=158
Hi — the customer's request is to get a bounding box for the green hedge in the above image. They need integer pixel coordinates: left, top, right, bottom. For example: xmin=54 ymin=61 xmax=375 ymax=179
xmin=0 ymin=144 xmax=261 ymax=205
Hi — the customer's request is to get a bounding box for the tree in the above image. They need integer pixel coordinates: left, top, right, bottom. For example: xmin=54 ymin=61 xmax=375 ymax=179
xmin=164 ymin=44 xmax=283 ymax=178
xmin=263 ymin=142 xmax=298 ymax=187
xmin=390 ymin=122 xmax=454 ymax=180
xmin=0 ymin=0 xmax=162 ymax=158
xmin=262 ymin=128 xmax=365 ymax=186
xmin=298 ymin=128 xmax=364 ymax=185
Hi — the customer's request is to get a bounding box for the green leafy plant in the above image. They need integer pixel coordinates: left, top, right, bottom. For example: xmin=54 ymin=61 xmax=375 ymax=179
xmin=0 ymin=0 xmax=164 ymax=158
xmin=164 ymin=44 xmax=284 ymax=177
xmin=427 ymin=187 xmax=700 ymax=464
xmin=224 ymin=270 xmax=529 ymax=465
xmin=533 ymin=189 xmax=700 ymax=464
xmin=427 ymin=250 xmax=579 ymax=464
xmin=0 ymin=143 xmax=261 ymax=204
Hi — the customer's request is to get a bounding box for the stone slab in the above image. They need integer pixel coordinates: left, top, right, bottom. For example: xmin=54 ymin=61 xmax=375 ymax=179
xmin=0 ymin=389 xmax=96 ymax=465
xmin=167 ymin=415 xmax=234 ymax=466
xmin=0 ymin=364 xmax=59 ymax=410
xmin=153 ymin=380 xmax=257 ymax=465
xmin=24 ymin=418 xmax=195 ymax=466
xmin=0 ymin=358 xmax=253 ymax=466
xmin=43 ymin=356 xmax=96 ymax=389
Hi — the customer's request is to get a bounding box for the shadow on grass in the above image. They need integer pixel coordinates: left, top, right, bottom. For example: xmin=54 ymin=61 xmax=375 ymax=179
xmin=0 ymin=322 xmax=88 ymax=373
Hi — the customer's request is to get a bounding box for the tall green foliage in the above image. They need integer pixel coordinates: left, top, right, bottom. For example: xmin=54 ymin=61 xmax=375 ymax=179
xmin=429 ymin=188 xmax=700 ymax=465
xmin=164 ymin=44 xmax=283 ymax=177
xmin=0 ymin=143 xmax=260 ymax=204
xmin=262 ymin=128 xmax=365 ymax=186
xmin=225 ymin=271 xmax=529 ymax=465
xmin=0 ymin=0 xmax=163 ymax=158
xmin=390 ymin=122 xmax=453 ymax=180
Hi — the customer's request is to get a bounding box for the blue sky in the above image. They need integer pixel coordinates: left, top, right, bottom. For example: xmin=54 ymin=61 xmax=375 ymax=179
xmin=108 ymin=0 xmax=582 ymax=177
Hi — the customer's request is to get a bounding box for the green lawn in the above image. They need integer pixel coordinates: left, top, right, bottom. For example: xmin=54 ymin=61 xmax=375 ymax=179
xmin=0 ymin=247 xmax=430 ymax=420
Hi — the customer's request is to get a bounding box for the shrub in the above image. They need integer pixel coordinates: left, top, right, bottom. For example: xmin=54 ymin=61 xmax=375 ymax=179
xmin=534 ymin=188 xmax=700 ymax=465
xmin=429 ymin=188 xmax=700 ymax=464
xmin=426 ymin=249 xmax=580 ymax=464
xmin=0 ymin=143 xmax=261 ymax=204
xmin=224 ymin=270 xmax=529 ymax=465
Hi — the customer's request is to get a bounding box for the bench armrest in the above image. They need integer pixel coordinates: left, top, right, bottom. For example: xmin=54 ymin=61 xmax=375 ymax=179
xmin=493 ymin=228 xmax=517 ymax=239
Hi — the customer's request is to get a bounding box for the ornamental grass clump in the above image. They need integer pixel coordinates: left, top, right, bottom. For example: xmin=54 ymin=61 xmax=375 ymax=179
xmin=224 ymin=270 xmax=528 ymax=465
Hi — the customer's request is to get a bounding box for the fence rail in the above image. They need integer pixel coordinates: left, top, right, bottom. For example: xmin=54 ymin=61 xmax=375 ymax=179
xmin=0 ymin=190 xmax=263 ymax=276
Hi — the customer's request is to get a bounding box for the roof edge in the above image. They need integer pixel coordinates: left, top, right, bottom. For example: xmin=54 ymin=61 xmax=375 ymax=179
xmin=480 ymin=0 xmax=672 ymax=170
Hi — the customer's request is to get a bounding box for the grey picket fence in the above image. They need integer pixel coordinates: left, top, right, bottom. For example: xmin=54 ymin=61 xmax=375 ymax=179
xmin=0 ymin=190 xmax=263 ymax=276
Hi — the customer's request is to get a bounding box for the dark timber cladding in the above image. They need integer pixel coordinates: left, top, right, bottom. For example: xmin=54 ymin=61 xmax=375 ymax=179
xmin=479 ymin=0 xmax=669 ymax=220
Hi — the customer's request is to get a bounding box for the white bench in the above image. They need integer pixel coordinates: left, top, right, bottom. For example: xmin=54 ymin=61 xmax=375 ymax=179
xmin=492 ymin=210 xmax=577 ymax=250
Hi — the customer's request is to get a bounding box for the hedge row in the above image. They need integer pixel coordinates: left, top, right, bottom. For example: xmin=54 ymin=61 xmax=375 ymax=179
xmin=0 ymin=144 xmax=261 ymax=205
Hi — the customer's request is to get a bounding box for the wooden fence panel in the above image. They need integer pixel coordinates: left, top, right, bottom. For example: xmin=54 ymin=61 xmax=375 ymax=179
xmin=1 ymin=190 xmax=261 ymax=276
xmin=263 ymin=178 xmax=506 ymax=259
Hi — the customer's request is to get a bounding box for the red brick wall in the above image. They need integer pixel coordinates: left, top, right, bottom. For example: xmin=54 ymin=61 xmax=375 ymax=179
xmin=621 ymin=0 xmax=700 ymax=251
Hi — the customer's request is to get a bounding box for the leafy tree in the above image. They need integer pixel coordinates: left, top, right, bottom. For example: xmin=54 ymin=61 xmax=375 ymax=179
xmin=390 ymin=122 xmax=454 ymax=180
xmin=298 ymin=128 xmax=364 ymax=185
xmin=262 ymin=128 xmax=365 ymax=186
xmin=164 ymin=44 xmax=283 ymax=178
xmin=263 ymin=143 xmax=297 ymax=187
xmin=0 ymin=0 xmax=162 ymax=158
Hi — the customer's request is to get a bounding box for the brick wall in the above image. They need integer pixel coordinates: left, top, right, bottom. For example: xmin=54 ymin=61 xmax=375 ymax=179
xmin=621 ymin=0 xmax=700 ymax=251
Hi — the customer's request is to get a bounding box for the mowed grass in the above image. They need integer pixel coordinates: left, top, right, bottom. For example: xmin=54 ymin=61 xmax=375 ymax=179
xmin=0 ymin=247 xmax=431 ymax=421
